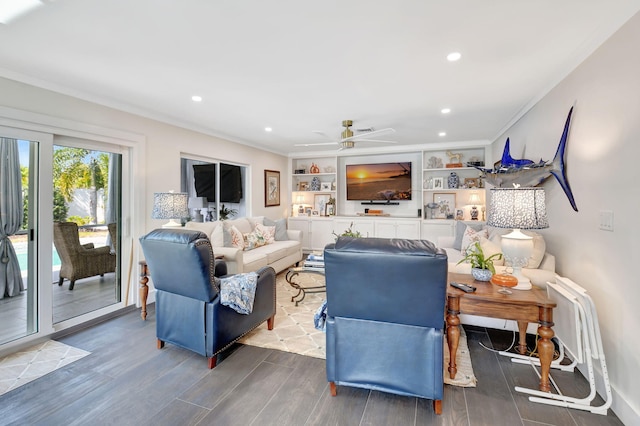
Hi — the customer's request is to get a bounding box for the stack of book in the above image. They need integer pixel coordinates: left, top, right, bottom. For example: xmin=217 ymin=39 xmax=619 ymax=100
xmin=303 ymin=254 xmax=325 ymax=271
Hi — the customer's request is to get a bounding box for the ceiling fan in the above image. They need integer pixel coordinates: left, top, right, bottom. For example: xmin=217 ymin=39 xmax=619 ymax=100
xmin=295 ymin=120 xmax=397 ymax=150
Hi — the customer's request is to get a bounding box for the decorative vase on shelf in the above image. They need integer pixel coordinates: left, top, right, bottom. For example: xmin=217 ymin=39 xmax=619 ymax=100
xmin=471 ymin=268 xmax=493 ymax=282
xmin=310 ymin=176 xmax=321 ymax=191
xmin=447 ymin=172 xmax=459 ymax=189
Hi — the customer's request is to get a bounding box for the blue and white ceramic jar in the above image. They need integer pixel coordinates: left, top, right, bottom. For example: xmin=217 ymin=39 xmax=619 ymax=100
xmin=447 ymin=172 xmax=459 ymax=189
xmin=310 ymin=176 xmax=321 ymax=191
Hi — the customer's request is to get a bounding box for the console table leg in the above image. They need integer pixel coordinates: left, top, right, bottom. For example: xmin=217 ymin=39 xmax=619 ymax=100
xmin=538 ymin=307 xmax=555 ymax=392
xmin=446 ymin=296 xmax=461 ymax=379
xmin=139 ymin=261 xmax=149 ymax=320
xmin=516 ymin=321 xmax=528 ymax=355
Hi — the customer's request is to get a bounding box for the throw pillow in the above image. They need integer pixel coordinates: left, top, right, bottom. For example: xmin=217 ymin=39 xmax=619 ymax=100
xmin=211 ymin=222 xmax=224 ymax=247
xmin=255 ymin=223 xmax=275 ymax=244
xmin=263 ymin=217 xmax=288 ymax=241
xmin=479 ymin=236 xmax=504 ymax=266
xmin=223 ymin=222 xmax=245 ymax=250
xmin=460 ymin=225 xmax=489 ymax=255
xmin=244 ymin=230 xmax=268 ymax=251
xmin=453 ymin=221 xmax=485 ymax=251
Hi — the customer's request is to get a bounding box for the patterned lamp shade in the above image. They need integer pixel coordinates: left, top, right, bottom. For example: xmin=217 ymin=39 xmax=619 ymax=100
xmin=487 ymin=187 xmax=549 ymax=230
xmin=152 ymin=192 xmax=189 ymax=228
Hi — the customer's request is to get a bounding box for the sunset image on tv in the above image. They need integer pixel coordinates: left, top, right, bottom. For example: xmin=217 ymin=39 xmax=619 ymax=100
xmin=346 ymin=162 xmax=412 ymax=201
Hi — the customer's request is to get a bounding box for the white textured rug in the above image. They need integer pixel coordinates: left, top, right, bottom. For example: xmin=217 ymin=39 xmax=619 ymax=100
xmin=240 ymin=272 xmax=476 ymax=387
xmin=0 ymin=340 xmax=91 ymax=395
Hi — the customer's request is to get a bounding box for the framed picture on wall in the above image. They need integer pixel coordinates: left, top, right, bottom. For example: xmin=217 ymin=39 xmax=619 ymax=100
xmin=432 ymin=192 xmax=456 ymax=219
xmin=264 ymin=170 xmax=280 ymax=207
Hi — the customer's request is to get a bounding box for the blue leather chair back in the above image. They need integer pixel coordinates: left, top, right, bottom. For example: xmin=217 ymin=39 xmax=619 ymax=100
xmin=324 ymin=237 xmax=448 ymax=329
xmin=139 ymin=228 xmax=218 ymax=302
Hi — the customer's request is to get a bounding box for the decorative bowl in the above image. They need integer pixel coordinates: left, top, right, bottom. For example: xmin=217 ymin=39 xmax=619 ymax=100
xmin=471 ymin=268 xmax=493 ymax=282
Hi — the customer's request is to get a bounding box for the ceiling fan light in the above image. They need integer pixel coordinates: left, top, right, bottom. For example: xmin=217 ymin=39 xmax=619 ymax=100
xmin=341 ymin=140 xmax=355 ymax=149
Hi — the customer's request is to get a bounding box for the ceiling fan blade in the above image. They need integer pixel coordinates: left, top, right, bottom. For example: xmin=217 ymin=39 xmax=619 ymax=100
xmin=342 ymin=127 xmax=395 ymax=142
xmin=353 ymin=139 xmax=398 ymax=144
xmin=294 ymin=142 xmax=339 ymax=147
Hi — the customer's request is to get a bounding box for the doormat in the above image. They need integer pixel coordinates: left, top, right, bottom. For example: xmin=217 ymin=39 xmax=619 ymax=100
xmin=240 ymin=272 xmax=476 ymax=387
xmin=0 ymin=340 xmax=91 ymax=396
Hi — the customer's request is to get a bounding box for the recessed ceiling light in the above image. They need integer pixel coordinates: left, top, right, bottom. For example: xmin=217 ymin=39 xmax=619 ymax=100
xmin=438 ymin=132 xmax=447 ymax=137
xmin=441 ymin=108 xmax=451 ymax=114
xmin=446 ymin=52 xmax=461 ymax=62
xmin=265 ymin=127 xmax=272 ymax=132
xmin=191 ymin=95 xmax=202 ymax=102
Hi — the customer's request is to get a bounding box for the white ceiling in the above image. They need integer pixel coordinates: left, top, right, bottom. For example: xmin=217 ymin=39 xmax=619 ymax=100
xmin=1 ymin=1 xmax=638 ymax=155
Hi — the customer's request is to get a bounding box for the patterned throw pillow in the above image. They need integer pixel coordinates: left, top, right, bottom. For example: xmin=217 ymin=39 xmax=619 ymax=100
xmin=255 ymin=223 xmax=275 ymax=244
xmin=223 ymin=223 xmax=245 ymax=250
xmin=460 ymin=225 xmax=489 ymax=255
xmin=244 ymin=230 xmax=267 ymax=251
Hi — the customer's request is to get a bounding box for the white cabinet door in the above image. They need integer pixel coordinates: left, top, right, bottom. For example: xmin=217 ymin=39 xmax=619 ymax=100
xmin=421 ymin=220 xmax=455 ymax=245
xmin=394 ymin=220 xmax=421 ymax=239
xmin=287 ymin=218 xmax=311 ymax=250
xmin=374 ymin=219 xmax=421 ymax=239
xmin=332 ymin=218 xmax=375 ymax=239
xmin=310 ymin=218 xmax=335 ymax=252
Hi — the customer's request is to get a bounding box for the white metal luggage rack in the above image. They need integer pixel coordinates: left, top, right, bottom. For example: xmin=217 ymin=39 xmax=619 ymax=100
xmin=499 ymin=275 xmax=612 ymax=415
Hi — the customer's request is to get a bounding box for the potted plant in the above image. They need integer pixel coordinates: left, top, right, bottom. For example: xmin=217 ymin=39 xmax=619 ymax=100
xmin=218 ymin=204 xmax=237 ymax=220
xmin=332 ymin=222 xmax=362 ymax=241
xmin=456 ymin=241 xmax=502 ymax=281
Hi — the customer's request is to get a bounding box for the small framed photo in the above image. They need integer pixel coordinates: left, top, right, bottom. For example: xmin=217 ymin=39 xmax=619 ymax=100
xmin=298 ymin=181 xmax=309 ymax=191
xmin=305 ymin=207 xmax=312 ymax=216
xmin=464 ymin=178 xmax=479 ymax=188
xmin=326 ymin=204 xmax=335 ymax=216
xmin=320 ymin=182 xmax=331 ymax=191
xmin=432 ymin=177 xmax=444 ymax=190
xmin=311 ymin=210 xmax=320 ymax=216
xmin=264 ymin=170 xmax=280 ymax=207
xmin=314 ymin=194 xmax=330 ymax=216
xmin=455 ymin=209 xmax=464 ymax=221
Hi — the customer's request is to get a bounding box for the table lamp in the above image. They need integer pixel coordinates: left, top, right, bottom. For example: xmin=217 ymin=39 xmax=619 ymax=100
xmin=487 ymin=187 xmax=548 ymax=290
xmin=152 ymin=191 xmax=189 ymax=228
xmin=468 ymin=192 xmax=481 ymax=220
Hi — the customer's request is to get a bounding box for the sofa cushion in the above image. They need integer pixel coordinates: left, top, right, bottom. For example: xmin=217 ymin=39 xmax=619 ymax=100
xmin=264 ymin=240 xmax=300 ymax=264
xmin=242 ymin=249 xmax=269 ymax=271
xmin=225 ymin=217 xmax=253 ymax=234
xmin=453 ymin=221 xmax=485 ymax=251
xmin=185 ymin=221 xmax=224 ymax=246
xmin=264 ymin=217 xmax=289 ymax=241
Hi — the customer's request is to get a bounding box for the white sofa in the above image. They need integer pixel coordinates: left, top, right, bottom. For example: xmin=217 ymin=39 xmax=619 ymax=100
xmin=185 ymin=217 xmax=303 ymax=274
xmin=438 ymin=221 xmax=556 ymax=287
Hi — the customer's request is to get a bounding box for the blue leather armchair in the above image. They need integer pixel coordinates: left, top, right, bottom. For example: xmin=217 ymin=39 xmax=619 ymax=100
xmin=324 ymin=237 xmax=448 ymax=414
xmin=139 ymin=228 xmax=276 ymax=368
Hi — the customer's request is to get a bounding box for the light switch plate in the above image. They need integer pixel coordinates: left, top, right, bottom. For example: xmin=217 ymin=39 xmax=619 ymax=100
xmin=599 ymin=210 xmax=613 ymax=231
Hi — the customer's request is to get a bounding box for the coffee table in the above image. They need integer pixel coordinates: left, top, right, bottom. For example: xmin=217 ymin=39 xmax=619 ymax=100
xmin=446 ymin=272 xmax=557 ymax=392
xmin=285 ymin=265 xmax=325 ymax=306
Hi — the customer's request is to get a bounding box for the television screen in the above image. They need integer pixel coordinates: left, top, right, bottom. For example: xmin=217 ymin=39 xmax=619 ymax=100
xmin=346 ymin=162 xmax=412 ymax=201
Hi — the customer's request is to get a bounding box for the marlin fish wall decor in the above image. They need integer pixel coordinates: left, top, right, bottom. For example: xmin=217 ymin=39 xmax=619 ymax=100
xmin=476 ymin=107 xmax=578 ymax=211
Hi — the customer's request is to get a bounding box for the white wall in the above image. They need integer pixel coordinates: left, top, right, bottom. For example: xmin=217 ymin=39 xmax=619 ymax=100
xmin=0 ymin=77 xmax=290 ymax=228
xmin=491 ymin=13 xmax=640 ymax=423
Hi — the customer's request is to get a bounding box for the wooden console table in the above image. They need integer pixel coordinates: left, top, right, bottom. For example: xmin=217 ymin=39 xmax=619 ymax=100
xmin=446 ymin=272 xmax=557 ymax=392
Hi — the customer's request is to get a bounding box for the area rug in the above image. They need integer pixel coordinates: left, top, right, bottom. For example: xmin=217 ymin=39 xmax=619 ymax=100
xmin=239 ymin=272 xmax=477 ymax=387
xmin=0 ymin=340 xmax=91 ymax=395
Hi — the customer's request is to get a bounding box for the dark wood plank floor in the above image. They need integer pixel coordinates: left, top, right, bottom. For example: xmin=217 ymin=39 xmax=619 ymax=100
xmin=0 ymin=305 xmax=623 ymax=426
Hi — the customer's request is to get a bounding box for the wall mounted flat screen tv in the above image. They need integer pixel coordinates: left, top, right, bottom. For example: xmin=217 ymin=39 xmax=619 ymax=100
xmin=346 ymin=162 xmax=412 ymax=201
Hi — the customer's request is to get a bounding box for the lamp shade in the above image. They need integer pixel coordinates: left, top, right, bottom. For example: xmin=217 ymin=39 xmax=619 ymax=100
xmin=468 ymin=192 xmax=481 ymax=205
xmin=487 ymin=187 xmax=549 ymax=230
xmin=152 ymin=192 xmax=189 ymax=227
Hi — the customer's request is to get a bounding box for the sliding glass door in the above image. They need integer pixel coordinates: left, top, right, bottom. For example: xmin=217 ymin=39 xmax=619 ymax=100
xmin=0 ymin=137 xmax=39 ymax=345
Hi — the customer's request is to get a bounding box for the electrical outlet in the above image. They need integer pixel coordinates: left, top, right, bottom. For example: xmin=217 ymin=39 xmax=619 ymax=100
xmin=599 ymin=210 xmax=614 ymax=231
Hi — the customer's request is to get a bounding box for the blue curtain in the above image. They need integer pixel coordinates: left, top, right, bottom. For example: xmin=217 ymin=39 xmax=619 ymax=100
xmin=0 ymin=138 xmax=24 ymax=298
